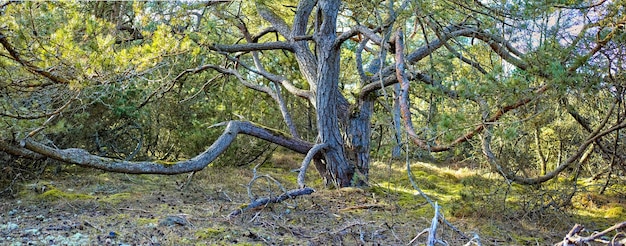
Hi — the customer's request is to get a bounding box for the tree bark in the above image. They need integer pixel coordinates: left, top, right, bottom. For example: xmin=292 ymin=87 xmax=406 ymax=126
xmin=314 ymin=0 xmax=354 ymax=187
xmin=346 ymin=98 xmax=374 ymax=186
xmin=392 ymin=83 xmax=403 ymax=158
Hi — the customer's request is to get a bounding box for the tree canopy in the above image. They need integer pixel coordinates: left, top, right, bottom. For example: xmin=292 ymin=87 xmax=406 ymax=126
xmin=1 ymin=0 xmax=625 ymax=192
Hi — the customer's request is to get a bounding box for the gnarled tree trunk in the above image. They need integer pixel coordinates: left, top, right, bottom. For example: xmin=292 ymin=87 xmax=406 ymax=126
xmin=313 ymin=0 xmax=354 ymax=187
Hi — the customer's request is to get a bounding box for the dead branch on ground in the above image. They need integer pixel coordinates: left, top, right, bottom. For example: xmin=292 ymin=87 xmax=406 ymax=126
xmin=228 ymin=187 xmax=315 ymax=218
xmin=555 ymin=222 xmax=626 ymax=246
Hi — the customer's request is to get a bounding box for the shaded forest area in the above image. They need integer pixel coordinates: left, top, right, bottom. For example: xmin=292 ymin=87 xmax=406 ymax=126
xmin=1 ymin=0 xmax=626 ymax=245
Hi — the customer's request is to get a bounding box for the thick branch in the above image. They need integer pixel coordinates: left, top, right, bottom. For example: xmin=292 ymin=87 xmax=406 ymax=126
xmin=256 ymin=3 xmax=292 ymax=38
xmin=395 ymin=29 xmax=433 ymax=151
xmin=18 ymin=121 xmax=312 ymax=174
xmin=292 ymin=0 xmax=316 ymax=37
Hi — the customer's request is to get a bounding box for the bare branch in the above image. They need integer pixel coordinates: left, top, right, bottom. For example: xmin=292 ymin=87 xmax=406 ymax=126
xmin=334 ymin=25 xmax=386 ymax=49
xmin=26 ymin=92 xmax=79 ymax=138
xmin=556 ymin=222 xmax=626 ymax=245
xmin=17 ymin=121 xmax=313 ymax=174
xmin=223 ymin=55 xmax=313 ymax=99
xmin=251 ymin=27 xmax=277 ymax=43
xmin=443 ymin=42 xmax=488 ymax=74
xmin=292 ymin=0 xmax=316 ymax=37
xmin=298 ymin=143 xmax=328 ymax=188
xmin=553 ymin=0 xmax=608 ymax=9
xmin=395 ymin=29 xmax=434 ymax=151
xmin=210 ymin=42 xmax=294 ymax=53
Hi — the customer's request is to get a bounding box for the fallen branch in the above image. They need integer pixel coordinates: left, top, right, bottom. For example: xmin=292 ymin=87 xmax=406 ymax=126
xmin=228 ymin=187 xmax=315 ymax=218
xmin=555 ymin=222 xmax=626 ymax=246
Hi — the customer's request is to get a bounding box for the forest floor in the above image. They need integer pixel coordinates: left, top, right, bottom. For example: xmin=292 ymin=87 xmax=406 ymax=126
xmin=1 ymin=152 xmax=625 ymax=245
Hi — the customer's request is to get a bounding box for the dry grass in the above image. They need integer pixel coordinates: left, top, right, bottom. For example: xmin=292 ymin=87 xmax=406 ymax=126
xmin=0 ymin=153 xmax=625 ymax=245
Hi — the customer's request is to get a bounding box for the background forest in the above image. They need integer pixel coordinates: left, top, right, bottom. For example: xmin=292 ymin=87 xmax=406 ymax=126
xmin=1 ymin=0 xmax=626 ymax=245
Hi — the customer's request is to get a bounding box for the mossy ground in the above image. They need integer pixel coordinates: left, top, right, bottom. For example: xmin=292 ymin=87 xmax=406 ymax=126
xmin=1 ymin=153 xmax=625 ymax=245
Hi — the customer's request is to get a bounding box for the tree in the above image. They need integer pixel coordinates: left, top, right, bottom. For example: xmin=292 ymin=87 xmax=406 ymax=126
xmin=1 ymin=0 xmax=625 ymax=189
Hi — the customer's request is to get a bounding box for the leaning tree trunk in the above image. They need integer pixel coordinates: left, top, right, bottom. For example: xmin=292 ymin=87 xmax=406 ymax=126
xmin=314 ymin=0 xmax=354 ymax=187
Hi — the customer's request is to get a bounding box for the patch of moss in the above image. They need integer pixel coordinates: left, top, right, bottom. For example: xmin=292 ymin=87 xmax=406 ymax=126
xmin=232 ymin=243 xmax=263 ymax=246
xmin=604 ymin=205 xmax=624 ymax=218
xmin=459 ymin=175 xmax=491 ymax=187
xmin=99 ymin=192 xmax=132 ymax=205
xmin=440 ymin=172 xmax=459 ymax=183
xmin=370 ymin=185 xmax=421 ymax=210
xmin=412 ymin=170 xmax=429 ymax=177
xmin=136 ymin=217 xmax=159 ymax=226
xmin=38 ymin=188 xmax=94 ymax=201
xmin=195 ymin=227 xmax=225 ymax=240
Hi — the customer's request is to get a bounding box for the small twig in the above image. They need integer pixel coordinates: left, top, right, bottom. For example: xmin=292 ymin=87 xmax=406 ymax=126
xmin=83 ymin=220 xmax=104 ymax=233
xmin=408 ymin=229 xmax=429 ymax=245
xmin=331 ymin=220 xmax=370 ymax=235
xmin=338 ymin=204 xmax=388 ymax=212
xmin=118 ymin=208 xmax=151 ymax=213
xmin=247 ymin=173 xmax=287 ymax=202
xmin=24 ymin=92 xmax=79 ymax=140
xmin=177 ymin=171 xmax=196 ymax=190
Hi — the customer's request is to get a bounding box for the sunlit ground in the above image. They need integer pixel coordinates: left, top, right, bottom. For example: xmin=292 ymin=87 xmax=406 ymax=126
xmin=0 ymin=152 xmax=624 ymax=245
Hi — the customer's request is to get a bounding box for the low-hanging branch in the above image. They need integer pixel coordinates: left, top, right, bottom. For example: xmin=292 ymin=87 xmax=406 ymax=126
xmin=16 ymin=121 xmax=312 ymax=174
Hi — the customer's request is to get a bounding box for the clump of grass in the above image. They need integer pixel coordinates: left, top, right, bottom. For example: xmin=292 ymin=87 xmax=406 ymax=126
xmin=99 ymin=192 xmax=132 ymax=205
